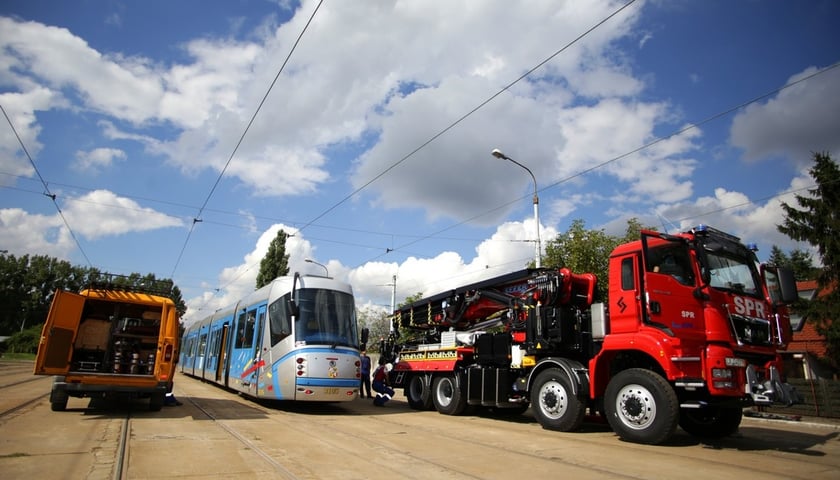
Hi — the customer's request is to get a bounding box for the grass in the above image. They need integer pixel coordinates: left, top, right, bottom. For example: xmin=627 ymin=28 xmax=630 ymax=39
xmin=0 ymin=352 xmax=36 ymax=361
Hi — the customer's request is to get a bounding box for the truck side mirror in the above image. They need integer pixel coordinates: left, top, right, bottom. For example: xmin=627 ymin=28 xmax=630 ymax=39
xmin=774 ymin=267 xmax=798 ymax=304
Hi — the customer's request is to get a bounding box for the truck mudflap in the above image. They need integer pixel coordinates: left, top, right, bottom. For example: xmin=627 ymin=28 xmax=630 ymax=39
xmin=745 ymin=365 xmax=802 ymax=406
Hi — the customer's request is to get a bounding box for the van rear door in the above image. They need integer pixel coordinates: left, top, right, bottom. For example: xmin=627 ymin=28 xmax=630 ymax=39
xmin=34 ymin=290 xmax=86 ymax=375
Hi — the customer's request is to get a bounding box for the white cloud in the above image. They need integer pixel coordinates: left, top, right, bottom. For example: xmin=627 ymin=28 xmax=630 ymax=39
xmin=73 ymin=147 xmax=127 ymax=173
xmin=0 ymin=190 xmax=185 ymax=257
xmin=62 ymin=190 xmax=183 ymax=239
xmin=184 ymin=217 xmax=558 ymax=324
xmin=0 ymin=208 xmax=70 ymax=257
xmin=0 ymin=88 xmax=59 ymax=183
xmin=730 ymin=65 xmax=840 ymax=165
xmin=655 ymin=168 xmax=816 ymax=260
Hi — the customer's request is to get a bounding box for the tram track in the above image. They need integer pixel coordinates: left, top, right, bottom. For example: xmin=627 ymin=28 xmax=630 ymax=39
xmin=181 ymin=378 xmax=837 ymax=480
xmin=186 ymin=395 xmax=302 ymax=480
xmin=0 ymin=391 xmax=50 ymax=419
xmin=114 ymin=414 xmax=130 ymax=480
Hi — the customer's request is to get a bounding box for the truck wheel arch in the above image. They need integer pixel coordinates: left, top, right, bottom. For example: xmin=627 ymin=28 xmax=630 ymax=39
xmin=527 ymin=358 xmax=589 ymax=396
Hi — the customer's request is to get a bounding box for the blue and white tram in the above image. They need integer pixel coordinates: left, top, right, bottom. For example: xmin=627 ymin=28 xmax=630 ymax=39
xmin=180 ymin=273 xmax=365 ymax=401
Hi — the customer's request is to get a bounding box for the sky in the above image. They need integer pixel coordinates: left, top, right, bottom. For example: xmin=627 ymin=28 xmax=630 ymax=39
xmin=1 ymin=0 xmax=839 ymax=325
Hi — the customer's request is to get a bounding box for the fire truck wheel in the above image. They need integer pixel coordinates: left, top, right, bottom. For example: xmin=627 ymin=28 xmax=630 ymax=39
xmin=530 ymin=368 xmax=585 ymax=431
xmin=406 ymin=375 xmax=433 ymax=410
xmin=432 ymin=374 xmax=467 ymax=415
xmin=605 ymin=368 xmax=679 ymax=445
xmin=679 ymin=406 xmax=743 ymax=438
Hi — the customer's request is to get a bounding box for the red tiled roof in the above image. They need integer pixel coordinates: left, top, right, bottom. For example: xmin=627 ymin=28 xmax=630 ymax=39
xmin=789 ymin=280 xmax=835 ymax=357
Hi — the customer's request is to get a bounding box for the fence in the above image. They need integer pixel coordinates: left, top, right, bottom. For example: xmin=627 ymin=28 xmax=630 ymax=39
xmin=760 ymin=378 xmax=840 ymax=419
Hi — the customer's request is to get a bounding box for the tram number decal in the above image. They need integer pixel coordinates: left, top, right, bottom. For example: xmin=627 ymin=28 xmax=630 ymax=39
xmin=324 ymin=387 xmax=339 ymax=394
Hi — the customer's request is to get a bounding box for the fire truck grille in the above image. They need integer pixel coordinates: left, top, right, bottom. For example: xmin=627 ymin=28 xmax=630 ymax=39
xmin=728 ymin=314 xmax=772 ymax=346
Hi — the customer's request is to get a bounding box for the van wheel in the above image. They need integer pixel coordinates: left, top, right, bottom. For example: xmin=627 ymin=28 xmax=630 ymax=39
xmin=149 ymin=392 xmax=165 ymax=411
xmin=605 ymin=368 xmax=679 ymax=445
xmin=50 ymin=390 xmax=68 ymax=412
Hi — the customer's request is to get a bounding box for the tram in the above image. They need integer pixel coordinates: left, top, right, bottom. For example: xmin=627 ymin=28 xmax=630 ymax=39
xmin=180 ymin=273 xmax=366 ymax=401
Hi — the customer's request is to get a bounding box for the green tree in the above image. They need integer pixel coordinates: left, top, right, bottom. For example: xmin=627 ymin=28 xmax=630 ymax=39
xmin=777 ymin=151 xmax=840 ymax=367
xmin=256 ymin=229 xmax=291 ymax=288
xmin=0 ymin=252 xmax=187 ymax=345
xmin=398 ymin=292 xmax=425 ymax=308
xmin=542 ymin=218 xmax=653 ymax=301
xmin=768 ymin=246 xmax=819 ymax=281
xmin=356 ymin=305 xmax=391 ymax=352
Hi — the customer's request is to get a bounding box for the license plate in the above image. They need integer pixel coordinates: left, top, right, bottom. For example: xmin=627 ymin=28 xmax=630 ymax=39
xmin=324 ymin=388 xmax=339 ymax=394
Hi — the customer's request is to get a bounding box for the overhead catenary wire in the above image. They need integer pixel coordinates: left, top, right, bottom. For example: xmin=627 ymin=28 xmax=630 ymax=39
xmin=294 ymin=0 xmax=640 ymax=235
xmin=0 ymin=103 xmax=93 ymax=268
xmin=185 ymin=1 xmax=835 ymax=295
xmin=4 ymin=2 xmax=831 ymax=306
xmin=170 ymin=0 xmax=326 ymax=278
xmin=352 ymin=61 xmax=840 ymax=268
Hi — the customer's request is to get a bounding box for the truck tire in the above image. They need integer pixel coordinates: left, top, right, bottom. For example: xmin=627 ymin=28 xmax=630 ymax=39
xmin=50 ymin=389 xmax=68 ymax=412
xmin=679 ymin=406 xmax=742 ymax=438
xmin=432 ymin=374 xmax=466 ymax=415
xmin=604 ymin=368 xmax=679 ymax=445
xmin=406 ymin=375 xmax=433 ymax=410
xmin=530 ymin=368 xmax=585 ymax=431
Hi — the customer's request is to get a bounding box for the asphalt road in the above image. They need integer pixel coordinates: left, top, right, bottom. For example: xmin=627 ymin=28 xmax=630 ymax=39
xmin=2 ymin=361 xmax=839 ymax=479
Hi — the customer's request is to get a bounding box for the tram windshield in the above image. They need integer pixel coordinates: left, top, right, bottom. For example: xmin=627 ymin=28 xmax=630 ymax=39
xmin=293 ymin=288 xmax=358 ymax=348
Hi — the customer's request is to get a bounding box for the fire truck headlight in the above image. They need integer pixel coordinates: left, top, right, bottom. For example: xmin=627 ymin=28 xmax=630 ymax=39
xmin=712 ymin=368 xmax=735 ymax=389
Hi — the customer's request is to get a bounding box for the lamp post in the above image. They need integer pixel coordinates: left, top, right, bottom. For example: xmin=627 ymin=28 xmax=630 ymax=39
xmin=491 ymin=148 xmax=541 ymax=268
xmin=305 ymin=258 xmax=329 ymax=277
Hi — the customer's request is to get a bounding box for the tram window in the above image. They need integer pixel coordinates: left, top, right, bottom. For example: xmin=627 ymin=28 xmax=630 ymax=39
xmin=235 ymin=312 xmax=246 ymax=348
xmin=268 ymin=295 xmax=292 ymax=346
xmin=241 ymin=311 xmax=256 ymax=349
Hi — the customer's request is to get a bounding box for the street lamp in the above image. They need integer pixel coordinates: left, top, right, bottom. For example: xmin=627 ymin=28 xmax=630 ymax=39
xmin=305 ymin=258 xmax=329 ymax=277
xmin=491 ymin=148 xmax=541 ymax=268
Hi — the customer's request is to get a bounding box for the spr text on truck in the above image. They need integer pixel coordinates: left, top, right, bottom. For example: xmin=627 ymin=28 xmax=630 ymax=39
xmin=381 ymin=225 xmax=801 ymax=445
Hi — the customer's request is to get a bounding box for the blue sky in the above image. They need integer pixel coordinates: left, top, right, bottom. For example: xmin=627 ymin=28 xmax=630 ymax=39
xmin=1 ymin=0 xmax=839 ymax=324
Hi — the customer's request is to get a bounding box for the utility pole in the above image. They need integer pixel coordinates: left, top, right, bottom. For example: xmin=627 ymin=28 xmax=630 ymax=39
xmin=389 ymin=274 xmax=396 ymax=333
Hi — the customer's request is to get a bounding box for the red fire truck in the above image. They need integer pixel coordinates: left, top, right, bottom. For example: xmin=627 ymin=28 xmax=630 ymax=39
xmin=382 ymin=225 xmax=801 ymax=445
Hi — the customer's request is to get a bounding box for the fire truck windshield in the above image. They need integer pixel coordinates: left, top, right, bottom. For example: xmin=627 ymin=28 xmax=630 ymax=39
xmin=705 ymin=251 xmax=760 ymax=296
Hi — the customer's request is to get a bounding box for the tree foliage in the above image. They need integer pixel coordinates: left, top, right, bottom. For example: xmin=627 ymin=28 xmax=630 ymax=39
xmin=0 ymin=252 xmax=186 ymax=353
xmin=768 ymin=245 xmax=819 ymax=281
xmin=256 ymin=229 xmax=290 ymax=289
xmin=777 ymin=151 xmax=840 ymax=367
xmin=542 ymin=218 xmax=653 ymax=301
xmin=356 ymin=305 xmax=391 ymax=352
